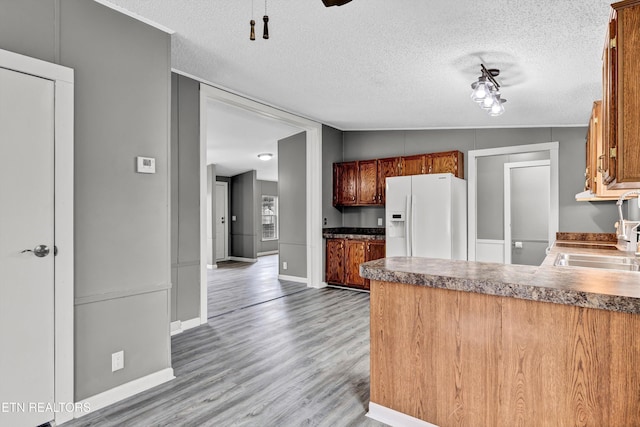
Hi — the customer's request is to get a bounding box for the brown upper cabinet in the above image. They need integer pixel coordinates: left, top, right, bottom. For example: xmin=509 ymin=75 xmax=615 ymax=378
xmin=401 ymin=154 xmax=427 ymax=175
xmin=333 ymin=161 xmax=358 ymax=206
xmin=429 ymin=150 xmax=464 ymax=177
xmin=377 ymin=157 xmax=401 ymax=204
xmin=333 ymin=150 xmax=464 ymax=207
xmin=601 ymin=1 xmax=640 ymax=190
xmin=357 ymin=159 xmax=378 ymax=205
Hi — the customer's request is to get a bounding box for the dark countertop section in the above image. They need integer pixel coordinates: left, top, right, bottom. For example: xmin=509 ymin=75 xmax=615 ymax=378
xmin=361 ymin=244 xmax=640 ymax=314
xmin=323 ymin=227 xmax=385 ymax=240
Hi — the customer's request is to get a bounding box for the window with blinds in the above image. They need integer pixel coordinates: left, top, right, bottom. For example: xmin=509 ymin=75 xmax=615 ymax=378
xmin=261 ymin=195 xmax=278 ymax=241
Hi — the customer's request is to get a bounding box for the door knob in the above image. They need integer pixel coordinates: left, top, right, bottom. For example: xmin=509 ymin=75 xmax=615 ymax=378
xmin=21 ymin=245 xmax=50 ymax=257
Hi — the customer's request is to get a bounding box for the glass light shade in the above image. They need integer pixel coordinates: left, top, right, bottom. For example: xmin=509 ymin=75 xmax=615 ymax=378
xmin=489 ymin=99 xmax=505 ymax=116
xmin=481 ymin=93 xmax=496 ymax=109
xmin=470 ymin=76 xmax=488 ymax=102
xmin=257 ymin=153 xmax=273 ymax=161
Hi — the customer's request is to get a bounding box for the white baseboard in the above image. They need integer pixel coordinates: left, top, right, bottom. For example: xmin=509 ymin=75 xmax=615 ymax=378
xmin=170 ymin=317 xmax=202 ymax=336
xmin=182 ymin=317 xmax=203 ymax=330
xmin=207 ymin=264 xmax=217 ymax=269
xmin=74 ymin=368 xmax=175 ymax=419
xmin=278 ymin=274 xmax=308 ymax=284
xmin=257 ymin=250 xmax=279 ymax=256
xmin=229 ymin=256 xmax=258 ymax=263
xmin=170 ymin=320 xmax=182 ymax=336
xmin=367 ymin=402 xmax=438 ymax=427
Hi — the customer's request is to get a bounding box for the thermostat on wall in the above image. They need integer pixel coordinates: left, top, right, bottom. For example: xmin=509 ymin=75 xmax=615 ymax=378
xmin=136 ymin=156 xmax=156 ymax=174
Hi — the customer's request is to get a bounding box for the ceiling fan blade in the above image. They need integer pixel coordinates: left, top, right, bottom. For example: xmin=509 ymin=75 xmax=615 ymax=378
xmin=322 ymin=0 xmax=353 ymax=6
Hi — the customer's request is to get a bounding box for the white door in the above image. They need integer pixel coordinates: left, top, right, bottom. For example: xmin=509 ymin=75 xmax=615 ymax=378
xmin=0 ymin=68 xmax=55 ymax=426
xmin=215 ymin=181 xmax=228 ymax=261
xmin=504 ymin=160 xmax=553 ymax=265
xmin=412 ymin=174 xmax=452 ymax=259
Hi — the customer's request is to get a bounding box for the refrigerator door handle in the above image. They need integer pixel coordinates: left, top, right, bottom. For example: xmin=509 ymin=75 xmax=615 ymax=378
xmin=405 ymin=195 xmax=411 ymax=256
xmin=411 ymin=195 xmax=417 ymax=257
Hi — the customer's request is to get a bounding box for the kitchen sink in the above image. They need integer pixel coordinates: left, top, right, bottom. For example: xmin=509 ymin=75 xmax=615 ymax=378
xmin=554 ymin=253 xmax=640 ymax=272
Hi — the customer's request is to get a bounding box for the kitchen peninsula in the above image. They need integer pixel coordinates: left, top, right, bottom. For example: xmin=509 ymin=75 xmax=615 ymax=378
xmin=362 ymin=244 xmax=640 ymax=426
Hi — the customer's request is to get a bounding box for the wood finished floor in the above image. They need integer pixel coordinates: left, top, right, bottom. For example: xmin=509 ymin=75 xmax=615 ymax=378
xmin=208 ymin=255 xmax=306 ymax=318
xmin=65 ymin=256 xmax=386 ymax=427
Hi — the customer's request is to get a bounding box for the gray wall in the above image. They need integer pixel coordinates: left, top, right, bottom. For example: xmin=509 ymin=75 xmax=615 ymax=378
xmin=257 ymin=180 xmax=279 ymax=254
xmin=278 ymin=132 xmax=307 ymax=278
xmin=171 ymin=73 xmax=201 ymax=323
xmin=231 ymin=170 xmax=258 ymax=259
xmin=342 ymin=128 xmax=619 ymax=233
xmin=322 ymin=125 xmax=344 ymax=228
xmin=1 ymin=0 xmax=173 ymax=400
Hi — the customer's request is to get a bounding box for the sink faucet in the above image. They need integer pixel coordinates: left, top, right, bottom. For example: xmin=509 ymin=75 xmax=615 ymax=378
xmin=615 ymin=190 xmax=640 ymax=253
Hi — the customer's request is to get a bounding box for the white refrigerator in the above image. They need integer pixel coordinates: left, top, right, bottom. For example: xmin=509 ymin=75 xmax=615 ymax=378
xmin=386 ymin=173 xmax=467 ymax=260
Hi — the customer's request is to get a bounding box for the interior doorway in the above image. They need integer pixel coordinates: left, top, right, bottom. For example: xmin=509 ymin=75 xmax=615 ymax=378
xmin=198 ymin=84 xmax=323 ymax=323
xmin=215 ymin=181 xmax=229 ymax=262
xmin=468 ymin=142 xmax=559 ymax=264
xmin=504 ymin=160 xmax=552 ymax=265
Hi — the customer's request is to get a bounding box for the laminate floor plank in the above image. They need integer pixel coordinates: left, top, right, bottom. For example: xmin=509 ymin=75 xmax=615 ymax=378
xmin=208 ymin=255 xmax=306 ymax=318
xmin=64 ymin=257 xmax=386 ymax=427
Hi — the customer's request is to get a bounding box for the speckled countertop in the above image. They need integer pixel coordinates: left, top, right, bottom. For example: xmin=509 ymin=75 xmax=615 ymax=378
xmin=360 ymin=244 xmax=640 ymax=314
xmin=323 ymin=227 xmax=385 ymax=241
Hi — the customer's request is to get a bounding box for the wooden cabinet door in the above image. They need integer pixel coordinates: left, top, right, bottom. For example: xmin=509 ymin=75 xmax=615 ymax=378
xmin=325 ymin=239 xmax=345 ymax=284
xmin=357 ymin=159 xmax=378 ymax=205
xmin=334 ymin=161 xmax=358 ymax=205
xmin=612 ymin=3 xmax=640 ymax=187
xmin=428 ymin=150 xmax=464 ymax=178
xmin=603 ymin=14 xmax=618 ymax=186
xmin=401 ymin=154 xmax=426 ymax=176
xmin=377 ymin=157 xmax=400 ymax=205
xmin=364 ymin=240 xmax=386 ymax=290
xmin=586 ymin=101 xmax=601 ymax=193
xmin=345 ymin=240 xmax=366 ymax=288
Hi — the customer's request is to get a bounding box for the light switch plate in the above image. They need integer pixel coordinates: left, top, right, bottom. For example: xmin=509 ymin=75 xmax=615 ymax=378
xmin=136 ymin=156 xmax=156 ymax=174
xmin=378 ymin=217 xmax=383 ymax=226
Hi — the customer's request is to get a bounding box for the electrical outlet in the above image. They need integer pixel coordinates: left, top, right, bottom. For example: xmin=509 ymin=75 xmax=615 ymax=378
xmin=378 ymin=217 xmax=383 ymax=226
xmin=283 ymin=261 xmax=288 ymax=270
xmin=112 ymin=351 xmax=124 ymax=372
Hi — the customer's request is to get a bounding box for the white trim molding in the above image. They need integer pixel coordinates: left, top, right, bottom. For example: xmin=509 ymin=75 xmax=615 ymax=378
xmin=0 ymin=48 xmax=75 ymax=426
xmin=257 ymin=250 xmax=279 ymax=256
xmin=170 ymin=317 xmax=203 ymax=336
xmin=75 ymin=368 xmax=175 ymax=418
xmin=278 ymin=274 xmax=308 ymax=284
xmin=467 ymin=142 xmax=559 ymax=262
xmin=199 ymin=83 xmax=323 ymax=325
xmin=367 ymin=402 xmax=438 ymax=427
xmin=92 ymin=0 xmax=175 ymax=34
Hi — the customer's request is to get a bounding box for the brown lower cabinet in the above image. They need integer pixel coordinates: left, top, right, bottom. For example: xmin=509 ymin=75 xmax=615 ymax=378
xmin=326 ymin=238 xmax=385 ymax=290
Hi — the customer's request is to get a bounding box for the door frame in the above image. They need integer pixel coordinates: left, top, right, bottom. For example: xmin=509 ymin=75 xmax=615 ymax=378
xmin=467 ymin=142 xmax=559 ymax=262
xmin=0 ymin=49 xmax=74 ymax=424
xmin=198 ymin=82 xmax=323 ymax=324
xmin=503 ymin=160 xmax=554 ymax=264
xmin=215 ymin=180 xmax=229 ymax=262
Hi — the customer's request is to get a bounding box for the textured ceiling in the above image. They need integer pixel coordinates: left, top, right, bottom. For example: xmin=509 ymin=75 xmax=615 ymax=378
xmin=102 ymin=0 xmax=611 ymax=130
xmin=101 ymin=0 xmax=612 ymax=180
xmin=206 ymin=99 xmax=302 ymax=181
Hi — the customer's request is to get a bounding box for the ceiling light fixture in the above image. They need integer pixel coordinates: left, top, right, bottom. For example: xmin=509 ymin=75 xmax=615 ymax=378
xmin=471 ymin=64 xmax=506 ymax=116
xmin=257 ymin=153 xmax=273 ymax=161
